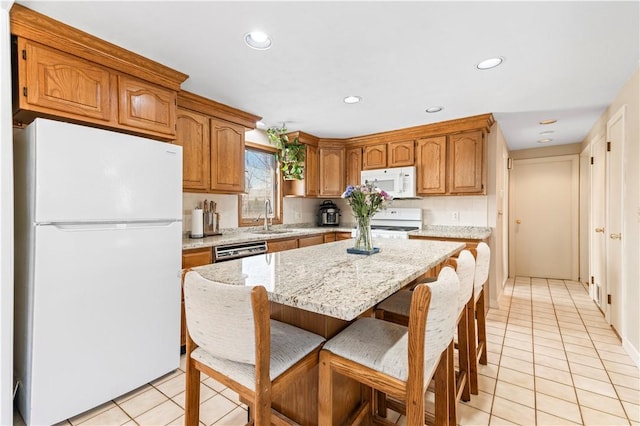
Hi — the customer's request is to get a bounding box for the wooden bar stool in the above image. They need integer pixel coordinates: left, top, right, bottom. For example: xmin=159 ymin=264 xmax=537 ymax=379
xmin=318 ymin=266 xmax=460 ymax=426
xmin=182 ymin=270 xmax=325 ymax=426
xmin=468 ymin=242 xmax=490 ymax=395
xmin=375 ymin=250 xmax=476 ymax=404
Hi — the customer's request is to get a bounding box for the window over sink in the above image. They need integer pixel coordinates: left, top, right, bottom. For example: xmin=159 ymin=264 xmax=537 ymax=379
xmin=239 ymin=142 xmax=282 ymax=226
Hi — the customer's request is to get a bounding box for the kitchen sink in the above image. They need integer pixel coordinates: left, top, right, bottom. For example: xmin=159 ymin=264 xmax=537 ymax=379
xmin=252 ymin=229 xmax=293 ymax=235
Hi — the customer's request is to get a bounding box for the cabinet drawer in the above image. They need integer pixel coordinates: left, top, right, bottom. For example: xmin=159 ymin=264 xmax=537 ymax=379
xmin=336 ymin=232 xmax=353 ymax=241
xmin=182 ymin=248 xmax=212 ymax=268
xmin=323 ymin=233 xmax=337 ymax=243
xmin=267 ymin=238 xmax=298 ymax=253
xmin=298 ymin=234 xmax=325 ymax=248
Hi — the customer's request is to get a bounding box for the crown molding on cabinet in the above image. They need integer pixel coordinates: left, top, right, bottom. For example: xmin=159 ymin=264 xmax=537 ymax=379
xmin=178 ymin=90 xmax=261 ymax=130
xmin=10 ymin=4 xmax=188 ymax=90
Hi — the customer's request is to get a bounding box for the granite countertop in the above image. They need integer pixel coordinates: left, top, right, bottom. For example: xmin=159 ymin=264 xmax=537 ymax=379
xmin=409 ymin=225 xmax=492 ymax=240
xmin=183 ymin=225 xmax=491 ymax=250
xmin=182 ymin=226 xmax=354 ymax=250
xmin=191 ymin=238 xmax=464 ymax=321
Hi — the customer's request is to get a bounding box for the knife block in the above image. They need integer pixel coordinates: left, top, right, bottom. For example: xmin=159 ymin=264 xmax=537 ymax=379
xmin=204 ymin=211 xmax=220 ymax=236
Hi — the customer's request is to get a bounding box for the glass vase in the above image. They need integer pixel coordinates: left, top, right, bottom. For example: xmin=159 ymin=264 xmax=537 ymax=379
xmin=354 ymin=215 xmax=373 ymax=252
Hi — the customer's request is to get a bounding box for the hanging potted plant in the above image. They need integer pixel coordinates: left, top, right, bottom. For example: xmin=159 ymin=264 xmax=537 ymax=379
xmin=267 ymin=125 xmax=307 ymax=196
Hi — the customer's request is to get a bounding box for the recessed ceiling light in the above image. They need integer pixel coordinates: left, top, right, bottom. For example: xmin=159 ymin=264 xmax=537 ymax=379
xmin=539 ymin=130 xmax=554 ymax=135
xmin=425 ymin=106 xmax=444 ymax=113
xmin=244 ymin=31 xmax=272 ymax=50
xmin=476 ymin=56 xmax=504 ymax=70
xmin=343 ymin=96 xmax=362 ymax=104
xmin=537 ymin=138 xmax=553 ymax=143
xmin=539 ymin=119 xmax=557 ymax=125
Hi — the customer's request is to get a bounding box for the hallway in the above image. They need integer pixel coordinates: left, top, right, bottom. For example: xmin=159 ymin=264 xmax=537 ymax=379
xmin=21 ymin=276 xmax=640 ymax=426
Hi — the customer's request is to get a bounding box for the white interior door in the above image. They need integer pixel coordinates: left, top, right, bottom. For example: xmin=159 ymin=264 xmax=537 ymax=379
xmin=590 ymin=135 xmax=606 ymax=307
xmin=606 ymin=108 xmax=624 ymax=331
xmin=509 ymin=155 xmax=579 ymax=279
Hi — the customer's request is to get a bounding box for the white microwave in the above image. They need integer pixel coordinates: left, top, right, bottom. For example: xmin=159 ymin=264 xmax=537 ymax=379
xmin=360 ymin=166 xmax=417 ymax=199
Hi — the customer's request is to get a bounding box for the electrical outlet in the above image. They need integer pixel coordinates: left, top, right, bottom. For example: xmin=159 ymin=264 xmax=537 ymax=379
xmin=452 ymin=211 xmax=459 ymax=222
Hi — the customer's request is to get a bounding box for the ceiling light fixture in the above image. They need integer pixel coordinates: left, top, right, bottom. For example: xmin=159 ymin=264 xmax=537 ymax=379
xmin=244 ymin=31 xmax=272 ymax=50
xmin=425 ymin=106 xmax=444 ymax=113
xmin=537 ymin=138 xmax=553 ymax=143
xmin=539 ymin=130 xmax=554 ymax=135
xmin=476 ymin=56 xmax=504 ymax=70
xmin=343 ymin=95 xmax=362 ymax=104
xmin=539 ymin=119 xmax=557 ymax=125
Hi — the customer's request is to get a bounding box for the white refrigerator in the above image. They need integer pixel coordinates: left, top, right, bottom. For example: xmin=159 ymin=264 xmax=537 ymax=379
xmin=13 ymin=118 xmax=183 ymax=425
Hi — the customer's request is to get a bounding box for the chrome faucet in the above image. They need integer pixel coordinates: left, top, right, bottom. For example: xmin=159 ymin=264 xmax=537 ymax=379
xmin=264 ymin=199 xmax=272 ymax=231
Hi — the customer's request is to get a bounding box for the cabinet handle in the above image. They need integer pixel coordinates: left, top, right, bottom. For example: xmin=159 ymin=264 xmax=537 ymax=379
xmin=609 ymin=233 xmax=622 ymax=240
xmin=595 ymin=227 xmax=605 ymax=233
xmin=515 ymin=219 xmax=522 ymax=224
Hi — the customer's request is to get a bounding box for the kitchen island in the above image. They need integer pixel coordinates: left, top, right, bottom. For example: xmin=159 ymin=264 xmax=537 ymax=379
xmin=189 ymin=238 xmax=464 ymax=425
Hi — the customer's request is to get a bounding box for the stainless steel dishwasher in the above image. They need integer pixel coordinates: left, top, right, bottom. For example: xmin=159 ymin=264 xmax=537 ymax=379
xmin=213 ymin=240 xmax=268 ymax=262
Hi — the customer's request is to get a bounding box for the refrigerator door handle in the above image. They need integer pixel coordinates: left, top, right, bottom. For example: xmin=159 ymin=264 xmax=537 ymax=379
xmin=40 ymin=220 xmax=180 ymax=231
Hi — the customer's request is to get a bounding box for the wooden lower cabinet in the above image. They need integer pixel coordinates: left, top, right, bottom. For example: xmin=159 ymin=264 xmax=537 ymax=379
xmin=298 ymin=234 xmax=325 ymax=247
xmin=323 ymin=233 xmax=336 ymax=243
xmin=181 ymin=248 xmax=213 ymax=348
xmin=267 ymin=238 xmax=298 ymax=253
xmin=336 ymin=231 xmax=353 ymax=241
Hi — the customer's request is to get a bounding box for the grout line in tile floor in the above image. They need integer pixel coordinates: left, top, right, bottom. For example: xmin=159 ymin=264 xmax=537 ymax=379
xmin=14 ymin=276 xmax=640 ymax=426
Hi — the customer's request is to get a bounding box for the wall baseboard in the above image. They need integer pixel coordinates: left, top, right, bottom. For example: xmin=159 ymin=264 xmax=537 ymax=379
xmin=623 ymin=339 xmax=640 ymax=368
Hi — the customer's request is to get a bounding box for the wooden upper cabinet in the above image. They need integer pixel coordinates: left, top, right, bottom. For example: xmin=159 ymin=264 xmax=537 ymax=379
xmin=388 ymin=140 xmax=414 ymax=167
xmin=210 ymin=118 xmax=245 ymax=193
xmin=416 ymin=136 xmax=447 ymax=195
xmin=449 ymin=131 xmax=484 ymax=194
xmin=17 ymin=39 xmax=112 ymax=122
xmin=362 ymin=144 xmax=387 ymax=170
xmin=319 ymin=147 xmax=345 ymax=197
xmin=11 ymin=6 xmax=188 ymax=139
xmin=305 ymin=144 xmax=319 ymax=197
xmin=345 ymin=147 xmax=362 ymax=187
xmin=176 ymin=108 xmax=210 ymax=191
xmin=117 ymin=75 xmax=176 ymax=136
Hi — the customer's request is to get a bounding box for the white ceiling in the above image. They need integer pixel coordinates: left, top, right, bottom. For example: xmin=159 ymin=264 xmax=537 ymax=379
xmin=16 ymin=1 xmax=639 ymax=150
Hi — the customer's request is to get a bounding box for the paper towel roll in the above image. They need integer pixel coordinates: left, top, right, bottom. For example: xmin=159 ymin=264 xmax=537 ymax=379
xmin=190 ymin=208 xmax=204 ymax=238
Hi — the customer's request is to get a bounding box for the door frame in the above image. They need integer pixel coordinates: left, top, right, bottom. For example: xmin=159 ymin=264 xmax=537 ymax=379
xmin=508 ymin=155 xmax=580 ymax=280
xmin=605 ymin=106 xmax=625 ymax=330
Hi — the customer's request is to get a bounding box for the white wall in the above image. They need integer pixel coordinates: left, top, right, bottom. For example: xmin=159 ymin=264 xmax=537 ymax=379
xmin=1 ymin=1 xmax=14 ymax=424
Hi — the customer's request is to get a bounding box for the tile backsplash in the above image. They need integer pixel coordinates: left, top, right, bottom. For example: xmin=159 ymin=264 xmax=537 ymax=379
xmin=182 ymin=193 xmax=489 ymax=232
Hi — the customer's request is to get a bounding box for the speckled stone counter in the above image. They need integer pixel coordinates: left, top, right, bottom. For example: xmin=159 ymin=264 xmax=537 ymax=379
xmin=191 ymin=238 xmax=464 ymax=321
xmin=182 ymin=226 xmax=354 ymax=250
xmin=409 ymin=225 xmax=491 ymax=240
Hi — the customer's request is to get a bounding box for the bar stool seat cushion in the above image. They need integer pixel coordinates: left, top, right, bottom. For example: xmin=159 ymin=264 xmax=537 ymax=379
xmin=191 ymin=319 xmax=324 ymax=390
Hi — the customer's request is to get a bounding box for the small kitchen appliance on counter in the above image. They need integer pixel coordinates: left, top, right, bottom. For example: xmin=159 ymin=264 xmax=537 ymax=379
xmin=318 ymin=200 xmax=341 ymax=226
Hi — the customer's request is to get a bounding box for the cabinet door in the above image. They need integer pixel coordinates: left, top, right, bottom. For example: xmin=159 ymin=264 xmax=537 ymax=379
xmin=20 ymin=39 xmax=111 ymax=121
xmin=319 ymin=147 xmax=345 ymax=197
xmin=388 ymin=140 xmax=414 ymax=167
xmin=175 ymin=108 xmax=210 ymax=191
xmin=449 ymin=131 xmax=484 ymax=194
xmin=362 ymin=144 xmax=387 ymax=170
xmin=336 ymin=232 xmax=353 ymax=241
xmin=305 ymin=144 xmax=319 ymax=197
xmin=345 ymin=147 xmax=362 ymax=187
xmin=210 ymin=118 xmax=245 ymax=193
xmin=117 ymin=75 xmax=176 ymax=136
xmin=416 ymin=136 xmax=447 ymax=194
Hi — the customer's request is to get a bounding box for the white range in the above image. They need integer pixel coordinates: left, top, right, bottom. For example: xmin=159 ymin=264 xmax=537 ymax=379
xmin=351 ymin=207 xmax=423 ymax=239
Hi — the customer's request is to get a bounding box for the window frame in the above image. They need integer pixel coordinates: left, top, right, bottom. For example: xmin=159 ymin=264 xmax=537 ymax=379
xmin=238 ymin=142 xmax=283 ymax=227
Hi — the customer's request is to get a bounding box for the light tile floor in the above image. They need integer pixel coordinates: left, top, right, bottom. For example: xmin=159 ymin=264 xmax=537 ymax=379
xmin=15 ymin=276 xmax=640 ymax=425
